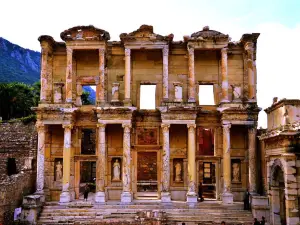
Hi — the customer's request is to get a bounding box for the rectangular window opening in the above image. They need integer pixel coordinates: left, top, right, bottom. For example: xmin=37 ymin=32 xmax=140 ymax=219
xmin=82 ymin=85 xmax=96 ymax=105
xmin=140 ymin=85 xmax=156 ymax=110
xmin=199 ymin=85 xmax=215 ymax=105
xmin=81 ymin=128 xmax=96 ymax=155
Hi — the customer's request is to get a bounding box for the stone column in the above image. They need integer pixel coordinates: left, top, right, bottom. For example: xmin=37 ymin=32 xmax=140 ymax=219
xmin=161 ymin=123 xmax=171 ymax=202
xmin=187 ymin=124 xmax=197 ymax=202
xmin=60 ymin=124 xmax=73 ymax=203
xmin=121 ymin=123 xmax=132 ymax=203
xmin=65 ymin=47 xmax=73 ymax=103
xmin=95 ymin=123 xmax=106 ymax=202
xmin=162 ymin=46 xmax=169 ymax=101
xmin=124 ymin=48 xmax=131 ymax=106
xmin=221 ymin=48 xmax=229 ymax=102
xmin=97 ymin=49 xmax=105 ymax=105
xmin=188 ymin=47 xmax=196 ymax=102
xmin=248 ymin=126 xmax=257 ymax=194
xmin=40 ymin=45 xmax=49 ymax=103
xmin=36 ymin=122 xmax=45 ymax=195
xmin=245 ymin=42 xmax=256 ymax=101
xmin=222 ymin=123 xmax=233 ymax=203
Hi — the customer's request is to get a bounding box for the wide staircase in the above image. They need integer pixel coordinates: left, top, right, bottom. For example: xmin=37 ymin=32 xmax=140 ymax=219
xmin=37 ymin=200 xmax=253 ymax=225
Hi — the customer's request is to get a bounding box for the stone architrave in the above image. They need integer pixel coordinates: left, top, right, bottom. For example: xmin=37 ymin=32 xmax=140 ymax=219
xmin=245 ymin=42 xmax=256 ymax=101
xmin=40 ymin=46 xmax=49 ymax=103
xmin=222 ymin=123 xmax=233 ymax=204
xmin=95 ymin=123 xmax=106 ymax=202
xmin=124 ymin=49 xmax=131 ymax=105
xmin=161 ymin=123 xmax=171 ymax=202
xmin=187 ymin=124 xmax=197 ymax=203
xmin=188 ymin=47 xmax=196 ymax=102
xmin=60 ymin=124 xmax=73 ymax=203
xmin=221 ymin=48 xmax=229 ymax=102
xmin=248 ymin=126 xmax=257 ymax=194
xmin=162 ymin=46 xmax=169 ymax=101
xmin=98 ymin=49 xmax=105 ymax=104
xmin=111 ymin=83 xmax=120 ymax=102
xmin=65 ymin=47 xmax=73 ymax=103
xmin=36 ymin=122 xmax=45 ymax=195
xmin=121 ymin=123 xmax=132 ymax=203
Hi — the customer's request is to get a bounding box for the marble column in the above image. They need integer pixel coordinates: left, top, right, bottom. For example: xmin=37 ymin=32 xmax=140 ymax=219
xmin=40 ymin=46 xmax=49 ymax=103
xmin=248 ymin=125 xmax=257 ymax=194
xmin=162 ymin=46 xmax=169 ymax=101
xmin=95 ymin=123 xmax=106 ymax=202
xmin=60 ymin=124 xmax=73 ymax=203
xmin=161 ymin=123 xmax=171 ymax=202
xmin=221 ymin=48 xmax=229 ymax=102
xmin=188 ymin=47 xmax=196 ymax=102
xmin=65 ymin=47 xmax=73 ymax=103
xmin=121 ymin=123 xmax=132 ymax=203
xmin=98 ymin=48 xmax=105 ymax=105
xmin=245 ymin=42 xmax=256 ymax=101
xmin=187 ymin=124 xmax=197 ymax=202
xmin=124 ymin=48 xmax=131 ymax=105
xmin=36 ymin=122 xmax=45 ymax=195
xmin=222 ymin=123 xmax=233 ymax=204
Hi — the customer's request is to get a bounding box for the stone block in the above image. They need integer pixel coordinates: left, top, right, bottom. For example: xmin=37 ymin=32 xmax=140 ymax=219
xmin=121 ymin=192 xmax=132 ymax=203
xmin=95 ymin=191 xmax=106 ymax=203
xmin=222 ymin=192 xmax=233 ymax=204
xmin=161 ymin=192 xmax=171 ymax=202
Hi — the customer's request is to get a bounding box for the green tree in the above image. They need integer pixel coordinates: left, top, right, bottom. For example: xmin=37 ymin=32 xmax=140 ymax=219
xmin=81 ymin=91 xmax=91 ymax=105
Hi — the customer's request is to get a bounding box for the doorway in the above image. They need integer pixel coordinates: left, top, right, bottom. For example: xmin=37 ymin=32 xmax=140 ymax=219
xmin=136 ymin=152 xmax=158 ymax=199
xmin=79 ymin=161 xmax=96 ymax=199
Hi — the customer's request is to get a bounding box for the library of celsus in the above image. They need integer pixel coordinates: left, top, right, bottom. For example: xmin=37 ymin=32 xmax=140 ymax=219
xmin=34 ymin=24 xmax=260 ymax=205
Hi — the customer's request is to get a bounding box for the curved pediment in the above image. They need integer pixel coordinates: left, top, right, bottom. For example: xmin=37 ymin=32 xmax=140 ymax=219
xmin=185 ymin=26 xmax=229 ymax=42
xmin=120 ymin=25 xmax=174 ymax=42
xmin=60 ymin=25 xmax=110 ymax=41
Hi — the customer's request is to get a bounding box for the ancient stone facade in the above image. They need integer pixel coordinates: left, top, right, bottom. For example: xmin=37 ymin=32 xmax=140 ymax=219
xmin=259 ymin=99 xmax=300 ymax=225
xmin=34 ymin=25 xmax=260 ymax=205
xmin=0 ymin=121 xmax=37 ymax=224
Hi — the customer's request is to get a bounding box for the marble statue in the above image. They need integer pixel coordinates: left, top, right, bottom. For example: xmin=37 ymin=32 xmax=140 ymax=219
xmin=232 ymin=163 xmax=240 ymax=182
xmin=56 ymin=160 xmax=63 ymax=181
xmin=175 ymin=162 xmax=182 ymax=182
xmin=112 ymin=159 xmax=121 ymax=181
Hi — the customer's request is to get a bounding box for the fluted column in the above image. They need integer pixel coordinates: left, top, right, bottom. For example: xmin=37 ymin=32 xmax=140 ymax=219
xmin=222 ymin=123 xmax=233 ymax=204
xmin=60 ymin=124 xmax=73 ymax=203
xmin=245 ymin=42 xmax=256 ymax=101
xmin=121 ymin=123 xmax=132 ymax=202
xmin=36 ymin=122 xmax=45 ymax=195
xmin=221 ymin=48 xmax=229 ymax=102
xmin=188 ymin=47 xmax=196 ymax=102
xmin=162 ymin=46 xmax=169 ymax=101
xmin=187 ymin=124 xmax=197 ymax=202
xmin=65 ymin=47 xmax=73 ymax=103
xmin=98 ymin=49 xmax=105 ymax=105
xmin=95 ymin=123 xmax=106 ymax=202
xmin=161 ymin=123 xmax=171 ymax=202
xmin=124 ymin=48 xmax=131 ymax=106
xmin=248 ymin=125 xmax=257 ymax=194
xmin=40 ymin=46 xmax=49 ymax=103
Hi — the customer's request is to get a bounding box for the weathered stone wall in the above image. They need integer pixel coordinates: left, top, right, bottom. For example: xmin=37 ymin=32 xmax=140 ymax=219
xmin=0 ymin=121 xmax=37 ymax=225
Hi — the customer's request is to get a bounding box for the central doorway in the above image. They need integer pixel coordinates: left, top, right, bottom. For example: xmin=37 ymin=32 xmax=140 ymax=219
xmin=136 ymin=151 xmax=158 ymax=199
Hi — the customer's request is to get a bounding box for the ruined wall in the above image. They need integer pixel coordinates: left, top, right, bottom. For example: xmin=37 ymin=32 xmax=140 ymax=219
xmin=0 ymin=121 xmax=37 ymax=224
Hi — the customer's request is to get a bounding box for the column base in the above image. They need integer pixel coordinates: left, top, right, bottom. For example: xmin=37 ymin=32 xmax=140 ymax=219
xmin=121 ymin=192 xmax=132 ymax=203
xmin=95 ymin=191 xmax=106 ymax=203
xmin=186 ymin=192 xmax=198 ymax=203
xmin=34 ymin=190 xmax=45 ymax=203
xmin=222 ymin=192 xmax=233 ymax=204
xmin=59 ymin=191 xmax=71 ymax=203
xmin=123 ymin=99 xmax=132 ymax=107
xmin=220 ymin=99 xmax=230 ymax=103
xmin=188 ymin=98 xmax=196 ymax=103
xmin=161 ymin=192 xmax=171 ymax=202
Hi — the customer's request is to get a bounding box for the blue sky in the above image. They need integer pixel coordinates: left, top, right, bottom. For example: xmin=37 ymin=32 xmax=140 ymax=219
xmin=0 ymin=0 xmax=299 ymax=128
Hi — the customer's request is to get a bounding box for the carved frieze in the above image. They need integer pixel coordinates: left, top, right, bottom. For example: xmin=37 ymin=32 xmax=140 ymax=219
xmin=60 ymin=25 xmax=110 ymax=41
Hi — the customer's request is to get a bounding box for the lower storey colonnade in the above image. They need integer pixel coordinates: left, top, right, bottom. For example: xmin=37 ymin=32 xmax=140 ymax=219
xmin=35 ymin=121 xmax=257 ymax=204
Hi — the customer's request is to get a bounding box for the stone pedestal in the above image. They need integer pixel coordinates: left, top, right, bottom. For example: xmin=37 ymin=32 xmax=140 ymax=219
xmin=20 ymin=195 xmax=42 ymax=224
xmin=59 ymin=191 xmax=71 ymax=203
xmin=251 ymin=196 xmax=270 ymax=221
xmin=161 ymin=192 xmax=171 ymax=202
xmin=222 ymin=192 xmax=233 ymax=204
xmin=95 ymin=192 xmax=106 ymax=203
xmin=121 ymin=192 xmax=132 ymax=203
xmin=187 ymin=194 xmax=198 ymax=203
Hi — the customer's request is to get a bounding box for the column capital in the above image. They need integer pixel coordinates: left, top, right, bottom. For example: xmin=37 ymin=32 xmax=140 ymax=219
xmin=66 ymin=46 xmax=73 ymax=54
xmin=62 ymin=124 xmax=73 ymax=130
xmin=161 ymin=123 xmax=170 ymax=132
xmin=188 ymin=46 xmax=194 ymax=55
xmin=125 ymin=48 xmax=131 ymax=56
xmin=221 ymin=47 xmax=228 ymax=54
xmin=187 ymin=124 xmax=196 ymax=130
xmin=99 ymin=48 xmax=105 ymax=55
xmin=35 ymin=122 xmax=45 ymax=132
xmin=97 ymin=123 xmax=106 ymax=131
xmin=122 ymin=123 xmax=132 ymax=131
xmin=162 ymin=46 xmax=169 ymax=56
xmin=244 ymin=42 xmax=254 ymax=51
xmin=248 ymin=125 xmax=257 ymax=133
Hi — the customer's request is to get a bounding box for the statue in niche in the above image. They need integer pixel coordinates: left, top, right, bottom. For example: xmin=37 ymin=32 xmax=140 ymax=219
xmin=175 ymin=162 xmax=182 ymax=182
xmin=112 ymin=159 xmax=121 ymax=181
xmin=55 ymin=160 xmax=63 ymax=181
xmin=232 ymin=163 xmax=240 ymax=182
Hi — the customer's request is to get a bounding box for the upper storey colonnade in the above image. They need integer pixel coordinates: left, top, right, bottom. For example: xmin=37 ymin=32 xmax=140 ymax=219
xmin=38 ymin=25 xmax=259 ymax=107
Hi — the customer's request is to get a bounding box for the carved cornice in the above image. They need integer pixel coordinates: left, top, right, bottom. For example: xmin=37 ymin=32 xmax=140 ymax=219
xmin=120 ymin=24 xmax=174 ymax=43
xmin=60 ymin=25 xmax=110 ymax=41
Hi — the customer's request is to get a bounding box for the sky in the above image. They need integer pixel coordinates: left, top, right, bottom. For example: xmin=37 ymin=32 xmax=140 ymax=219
xmin=0 ymin=0 xmax=299 ymax=128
